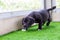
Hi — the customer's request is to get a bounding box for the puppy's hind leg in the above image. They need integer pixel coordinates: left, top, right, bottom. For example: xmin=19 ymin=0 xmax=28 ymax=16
xmin=46 ymin=18 xmax=52 ymax=26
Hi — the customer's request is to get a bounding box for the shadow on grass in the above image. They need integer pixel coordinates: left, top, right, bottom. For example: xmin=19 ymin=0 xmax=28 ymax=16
xmin=42 ymin=25 xmax=56 ymax=30
xmin=27 ymin=25 xmax=56 ymax=32
xmin=27 ymin=29 xmax=38 ymax=32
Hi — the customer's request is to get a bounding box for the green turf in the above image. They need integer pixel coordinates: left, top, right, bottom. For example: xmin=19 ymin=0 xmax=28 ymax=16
xmin=0 ymin=22 xmax=60 ymax=40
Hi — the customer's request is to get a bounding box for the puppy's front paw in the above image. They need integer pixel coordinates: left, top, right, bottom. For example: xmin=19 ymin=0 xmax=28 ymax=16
xmin=38 ymin=29 xmax=42 ymax=31
xmin=21 ymin=29 xmax=26 ymax=31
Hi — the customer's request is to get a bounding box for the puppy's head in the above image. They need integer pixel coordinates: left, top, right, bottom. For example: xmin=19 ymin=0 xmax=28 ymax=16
xmin=22 ymin=17 xmax=35 ymax=30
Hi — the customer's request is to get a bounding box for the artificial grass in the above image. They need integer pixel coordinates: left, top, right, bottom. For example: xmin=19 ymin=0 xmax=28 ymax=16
xmin=0 ymin=22 xmax=60 ymax=40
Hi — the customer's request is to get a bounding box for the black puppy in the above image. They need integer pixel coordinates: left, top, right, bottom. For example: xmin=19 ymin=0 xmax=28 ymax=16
xmin=22 ymin=6 xmax=56 ymax=31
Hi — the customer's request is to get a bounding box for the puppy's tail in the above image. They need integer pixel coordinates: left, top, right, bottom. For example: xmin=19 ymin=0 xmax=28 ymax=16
xmin=47 ymin=6 xmax=56 ymax=11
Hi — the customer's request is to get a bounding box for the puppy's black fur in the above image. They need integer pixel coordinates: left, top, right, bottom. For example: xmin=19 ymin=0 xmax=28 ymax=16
xmin=22 ymin=6 xmax=56 ymax=30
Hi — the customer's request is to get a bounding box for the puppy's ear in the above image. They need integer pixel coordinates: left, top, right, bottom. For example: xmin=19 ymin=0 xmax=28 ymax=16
xmin=27 ymin=17 xmax=35 ymax=24
xmin=22 ymin=18 xmax=25 ymax=25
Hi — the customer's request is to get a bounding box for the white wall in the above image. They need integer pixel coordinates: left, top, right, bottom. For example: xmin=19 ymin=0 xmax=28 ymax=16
xmin=0 ymin=16 xmax=25 ymax=35
xmin=52 ymin=0 xmax=60 ymax=21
